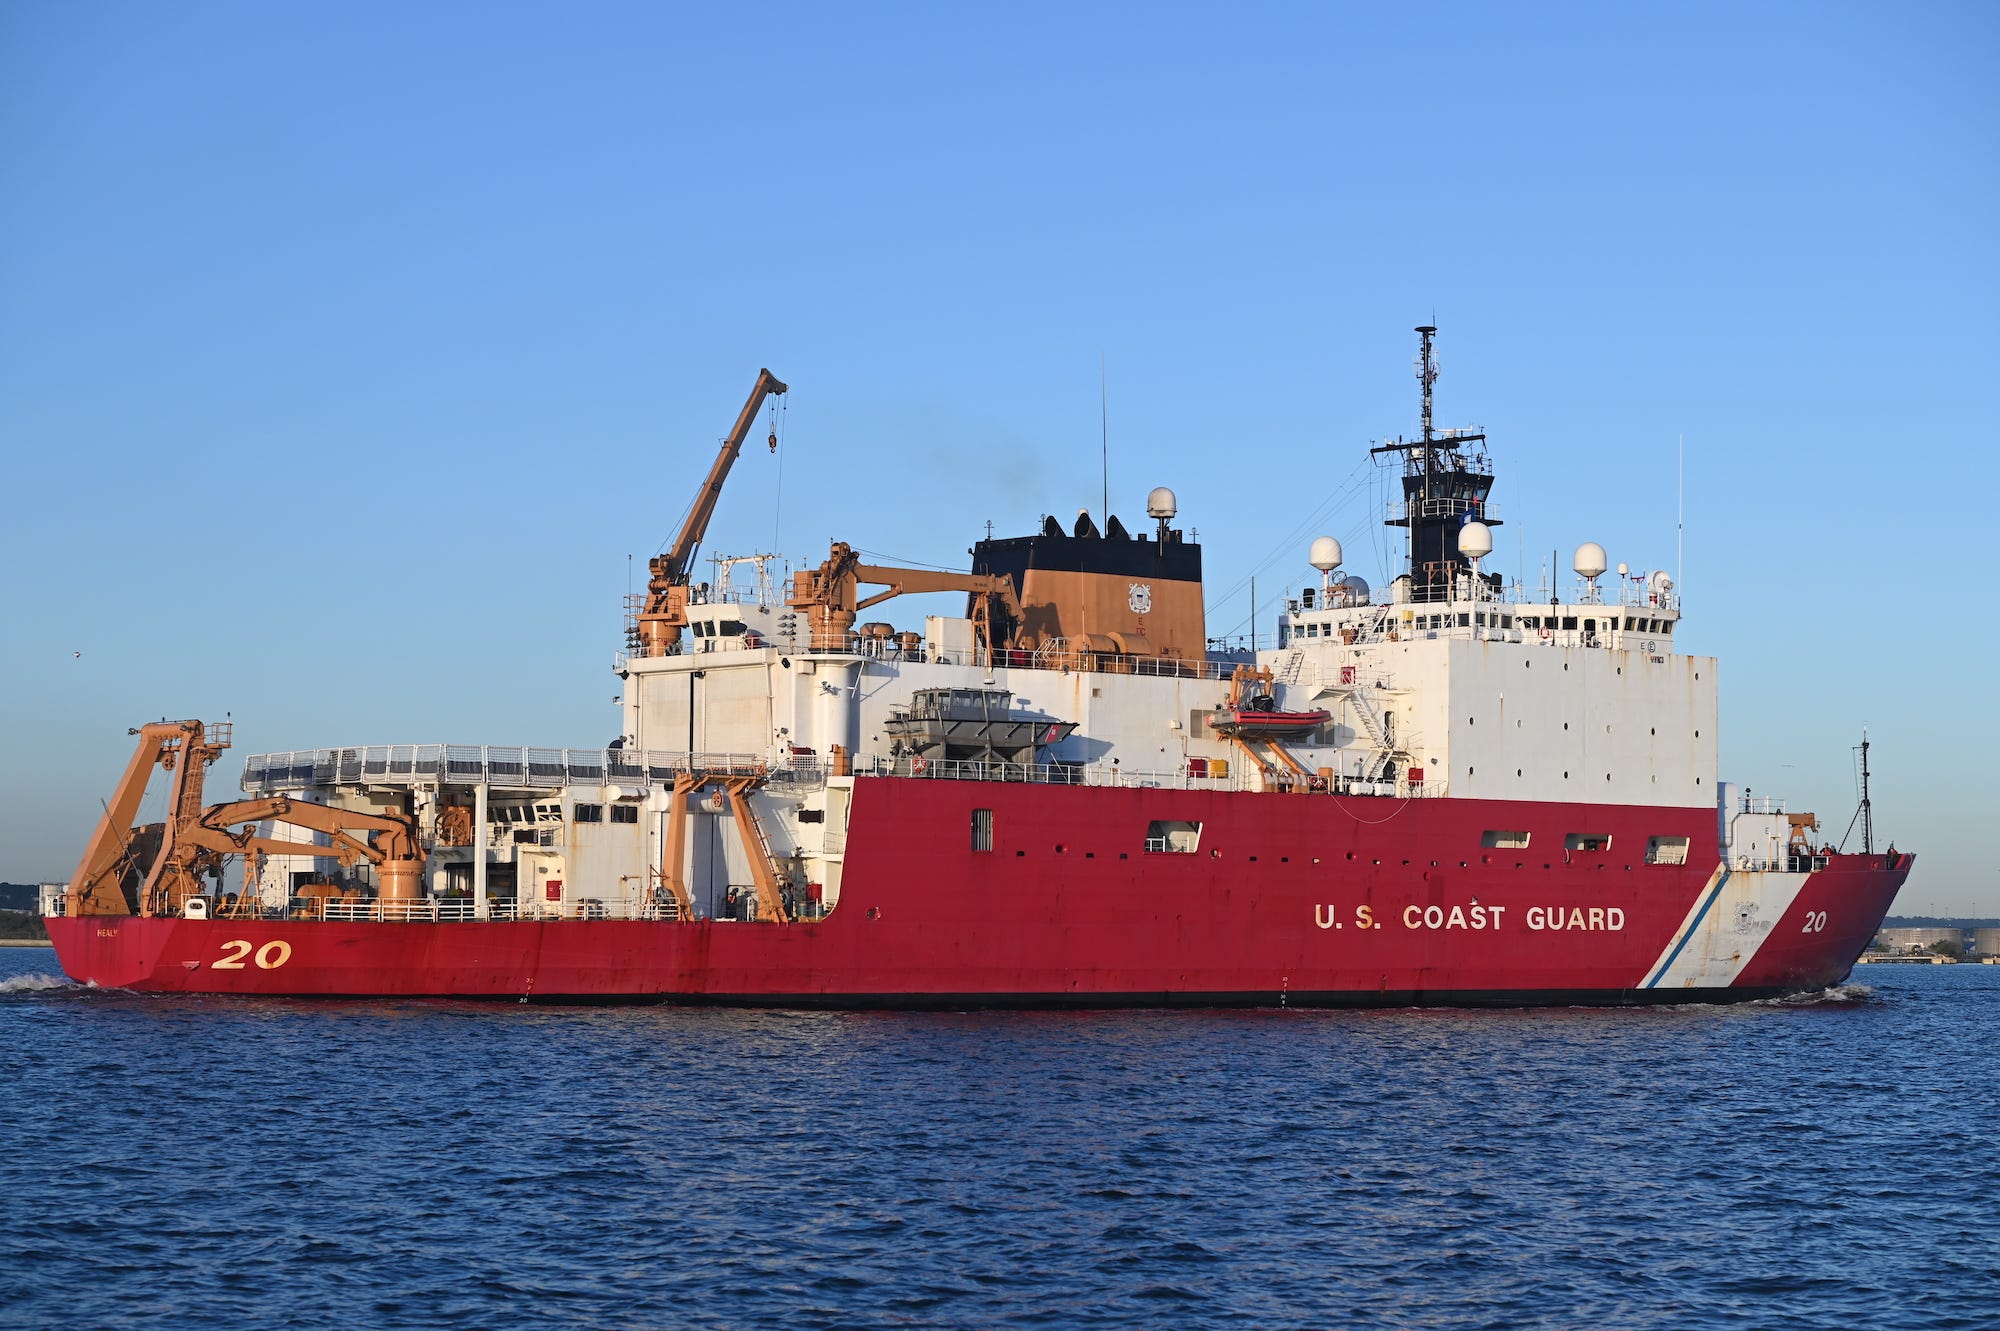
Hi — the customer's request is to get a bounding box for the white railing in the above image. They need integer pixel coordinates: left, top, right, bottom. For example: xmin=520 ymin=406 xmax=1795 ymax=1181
xmin=850 ymin=753 xmax=1445 ymax=799
xmin=242 ymin=742 xmax=1450 ymax=800
xmin=307 ymin=897 xmax=676 ymax=923
xmin=241 ymin=746 xmax=825 ymax=794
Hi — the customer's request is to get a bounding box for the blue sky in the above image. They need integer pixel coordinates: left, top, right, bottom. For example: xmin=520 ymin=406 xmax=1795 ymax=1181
xmin=3 ymin=1 xmax=1994 ymax=910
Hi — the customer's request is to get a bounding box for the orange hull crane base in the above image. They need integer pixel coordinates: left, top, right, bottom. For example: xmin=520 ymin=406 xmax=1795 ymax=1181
xmin=636 ymin=369 xmax=788 ymax=657
xmin=66 ymin=719 xmax=424 ymax=918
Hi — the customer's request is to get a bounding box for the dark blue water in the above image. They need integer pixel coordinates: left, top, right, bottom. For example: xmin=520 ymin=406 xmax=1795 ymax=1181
xmin=2 ymin=948 xmax=1994 ymax=1331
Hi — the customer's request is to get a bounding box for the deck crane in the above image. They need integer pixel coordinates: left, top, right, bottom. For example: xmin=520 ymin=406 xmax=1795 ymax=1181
xmin=66 ymin=719 xmax=425 ymax=918
xmin=634 ymin=369 xmax=788 ymax=656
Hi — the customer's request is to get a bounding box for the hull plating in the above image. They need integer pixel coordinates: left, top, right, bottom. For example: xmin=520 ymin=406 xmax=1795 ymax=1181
xmin=47 ymin=778 xmax=1912 ymax=1005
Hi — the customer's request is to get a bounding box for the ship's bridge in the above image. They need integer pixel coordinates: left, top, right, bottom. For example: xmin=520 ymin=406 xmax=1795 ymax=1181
xmin=1281 ymin=558 xmax=1681 ymax=656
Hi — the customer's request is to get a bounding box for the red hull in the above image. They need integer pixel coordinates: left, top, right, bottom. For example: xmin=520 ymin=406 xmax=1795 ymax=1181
xmin=46 ymin=778 xmax=1912 ymax=1005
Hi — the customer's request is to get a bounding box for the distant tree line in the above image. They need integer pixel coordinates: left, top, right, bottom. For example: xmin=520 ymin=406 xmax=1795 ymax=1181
xmin=0 ymin=911 xmax=48 ymax=941
xmin=0 ymin=883 xmax=42 ymax=912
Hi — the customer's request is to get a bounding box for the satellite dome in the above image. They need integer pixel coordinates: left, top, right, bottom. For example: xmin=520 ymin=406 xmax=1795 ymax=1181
xmin=1341 ymin=574 xmax=1371 ymax=604
xmin=1574 ymin=542 xmax=1608 ymax=579
xmin=1146 ymin=486 xmax=1178 ymax=519
xmin=1308 ymin=536 xmax=1343 ymax=572
xmin=1458 ymin=521 xmax=1492 ymax=561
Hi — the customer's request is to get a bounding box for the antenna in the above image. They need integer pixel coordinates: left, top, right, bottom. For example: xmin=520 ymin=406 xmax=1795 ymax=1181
xmin=1416 ymin=325 xmax=1438 ymax=444
xmin=1860 ymin=726 xmax=1873 ymax=855
xmin=1100 ymin=353 xmax=1109 ymax=528
xmin=1677 ymin=433 xmax=1684 ymax=603
xmin=1839 ymin=725 xmax=1876 ymax=854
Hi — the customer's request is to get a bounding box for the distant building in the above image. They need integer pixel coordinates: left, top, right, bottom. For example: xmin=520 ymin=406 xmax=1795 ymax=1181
xmin=1875 ymin=927 xmax=1964 ymax=954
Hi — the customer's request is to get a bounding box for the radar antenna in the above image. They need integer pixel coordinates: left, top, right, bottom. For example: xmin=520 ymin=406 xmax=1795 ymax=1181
xmin=1416 ymin=323 xmax=1438 ymax=444
xmin=1370 ymin=325 xmax=1497 ymax=603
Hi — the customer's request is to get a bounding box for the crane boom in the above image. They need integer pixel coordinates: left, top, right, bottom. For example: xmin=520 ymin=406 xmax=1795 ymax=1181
xmin=636 ymin=369 xmax=787 ymax=657
xmin=65 ymin=721 xmax=426 ymax=918
xmin=787 ymin=542 xmax=1025 ymax=653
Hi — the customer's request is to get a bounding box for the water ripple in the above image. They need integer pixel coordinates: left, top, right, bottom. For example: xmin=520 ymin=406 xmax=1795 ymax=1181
xmin=0 ymin=949 xmax=1994 ymax=1329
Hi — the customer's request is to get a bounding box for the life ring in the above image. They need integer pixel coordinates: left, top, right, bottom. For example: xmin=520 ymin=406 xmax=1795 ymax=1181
xmin=1538 ymin=627 xmax=1551 ymax=640
xmin=911 ymin=756 xmax=928 ymax=774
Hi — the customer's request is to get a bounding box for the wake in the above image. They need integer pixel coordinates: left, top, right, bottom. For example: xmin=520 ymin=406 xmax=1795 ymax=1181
xmin=0 ymin=972 xmax=79 ymax=994
xmin=1754 ymin=983 xmax=1876 ymax=1007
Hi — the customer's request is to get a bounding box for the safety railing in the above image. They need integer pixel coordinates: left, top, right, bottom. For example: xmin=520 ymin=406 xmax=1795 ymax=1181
xmin=1730 ymin=854 xmax=1831 ymax=874
xmin=306 ymin=897 xmax=672 ymax=923
xmin=242 ymin=746 xmax=823 ymax=794
xmin=850 ymin=753 xmax=1445 ymax=798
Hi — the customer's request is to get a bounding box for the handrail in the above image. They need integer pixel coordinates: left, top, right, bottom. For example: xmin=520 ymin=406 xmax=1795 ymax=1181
xmin=241 ymin=746 xmax=821 ymax=795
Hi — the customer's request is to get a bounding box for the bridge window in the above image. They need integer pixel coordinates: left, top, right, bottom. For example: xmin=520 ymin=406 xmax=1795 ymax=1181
xmin=573 ymin=803 xmax=603 ymax=823
xmin=611 ymin=805 xmax=638 ymax=824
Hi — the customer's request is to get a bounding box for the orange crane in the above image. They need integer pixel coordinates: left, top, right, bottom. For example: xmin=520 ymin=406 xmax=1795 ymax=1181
xmin=787 ymin=541 xmax=1026 ymax=654
xmin=67 ymin=719 xmax=424 ymax=918
xmin=635 ymin=369 xmax=788 ymax=656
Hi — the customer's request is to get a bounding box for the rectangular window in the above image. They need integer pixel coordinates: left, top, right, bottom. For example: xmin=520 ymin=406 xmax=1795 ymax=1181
xmin=1646 ymin=835 xmax=1690 ymax=865
xmin=1481 ymin=829 xmax=1532 ymax=849
xmin=1144 ymin=820 xmax=1203 ymax=853
xmin=573 ymin=803 xmax=603 ymax=823
xmin=1562 ymin=616 xmax=1578 ymax=630
xmin=1565 ymin=832 xmax=1612 ymax=852
xmin=971 ymin=808 xmax=994 ymax=852
xmin=610 ymin=804 xmax=638 ymax=824
xmin=1457 ymin=613 xmax=1470 ymax=627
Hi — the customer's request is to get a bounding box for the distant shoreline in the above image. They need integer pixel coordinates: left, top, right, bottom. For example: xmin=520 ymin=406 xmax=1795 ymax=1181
xmin=0 ymin=940 xmax=53 ymax=949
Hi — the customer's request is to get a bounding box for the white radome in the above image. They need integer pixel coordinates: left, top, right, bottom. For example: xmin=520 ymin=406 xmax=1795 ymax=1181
xmin=1308 ymin=535 xmax=1343 ymax=572
xmin=1574 ymin=541 xmax=1608 ymax=579
xmin=1146 ymin=486 xmax=1178 ymax=519
xmin=1458 ymin=522 xmax=1492 ymax=561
